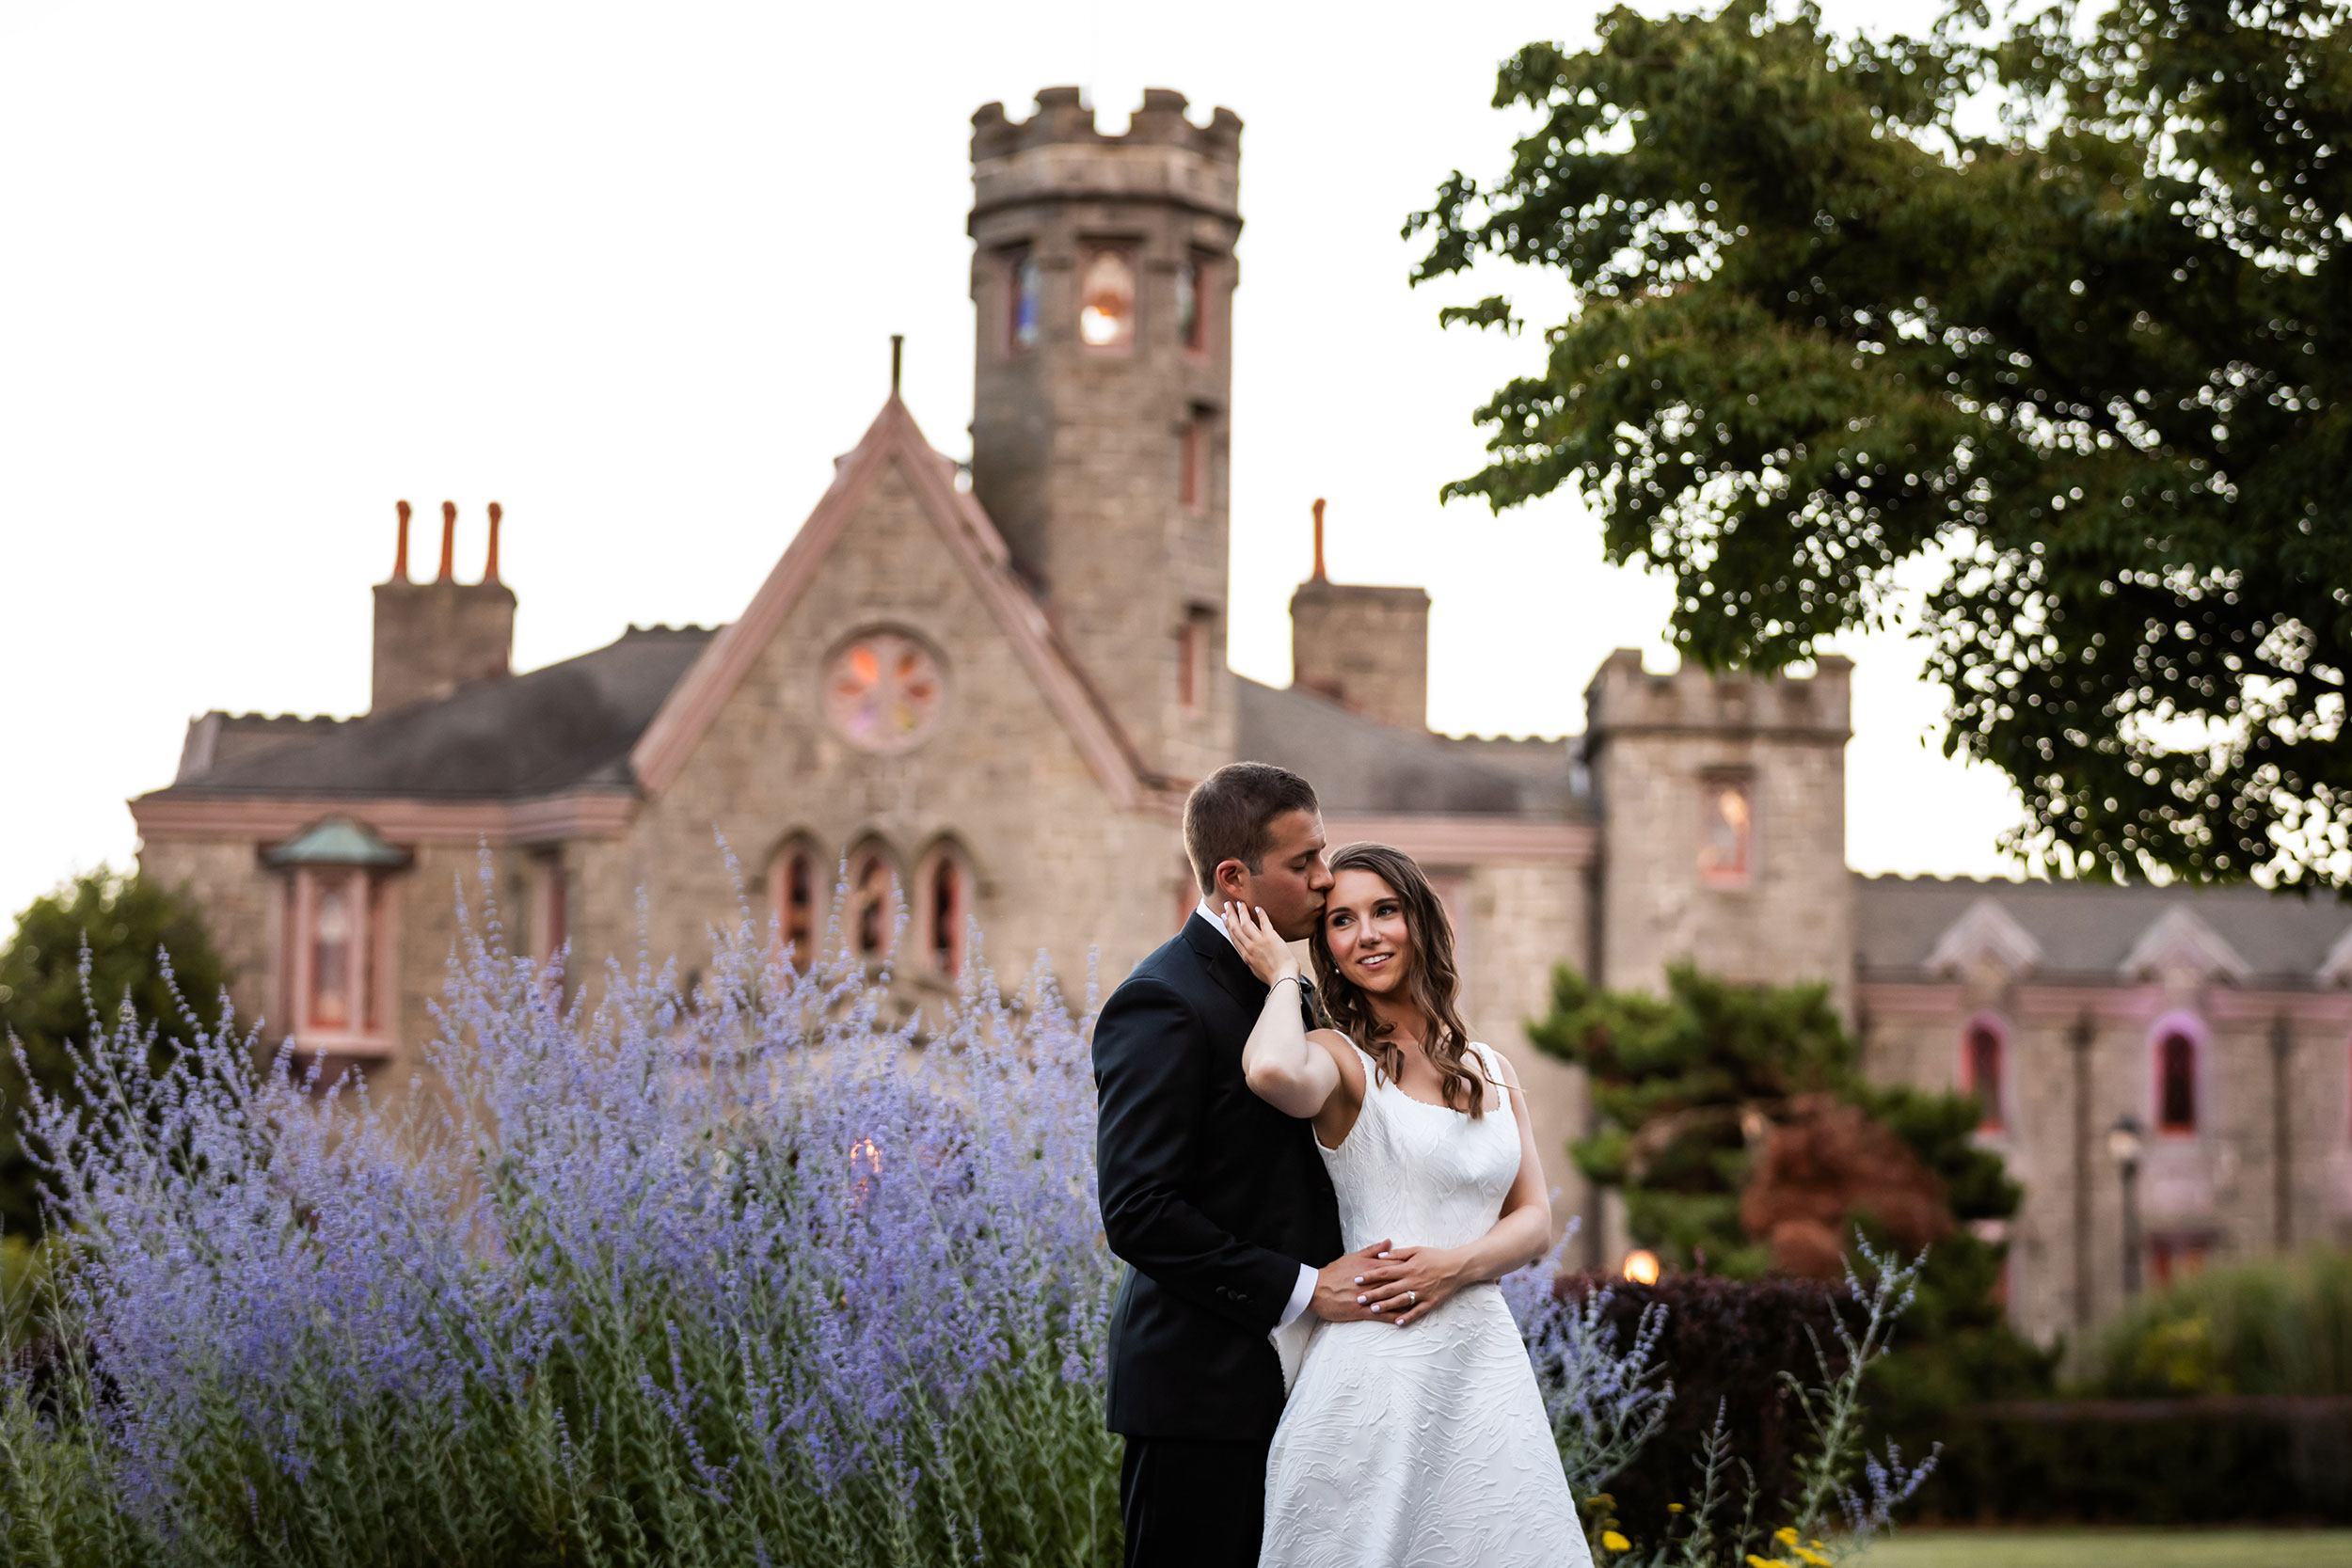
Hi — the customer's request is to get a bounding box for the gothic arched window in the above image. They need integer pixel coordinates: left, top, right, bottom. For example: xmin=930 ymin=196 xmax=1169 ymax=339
xmin=848 ymin=846 xmax=899 ymax=962
xmin=1078 ymin=248 xmax=1135 ymax=349
xmin=772 ymin=837 xmax=820 ymax=970
xmin=919 ymin=843 xmax=971 ymax=979
xmin=2158 ymin=1029 xmax=2199 ymax=1132
xmin=1963 ymin=1019 xmax=2005 ymax=1132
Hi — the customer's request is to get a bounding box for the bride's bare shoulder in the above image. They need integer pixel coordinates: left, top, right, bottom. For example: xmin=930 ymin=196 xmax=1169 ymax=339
xmin=1308 ymin=1028 xmax=1366 ymax=1085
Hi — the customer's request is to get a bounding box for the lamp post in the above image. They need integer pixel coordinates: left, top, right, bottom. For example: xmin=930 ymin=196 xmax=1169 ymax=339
xmin=2107 ymin=1115 xmax=2146 ymax=1299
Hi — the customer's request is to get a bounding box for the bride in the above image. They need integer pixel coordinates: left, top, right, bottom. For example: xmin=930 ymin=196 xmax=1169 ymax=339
xmin=1221 ymin=841 xmax=1592 ymax=1568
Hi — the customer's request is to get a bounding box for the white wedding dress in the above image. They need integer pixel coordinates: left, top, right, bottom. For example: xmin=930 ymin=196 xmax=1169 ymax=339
xmin=1261 ymin=1042 xmax=1592 ymax=1568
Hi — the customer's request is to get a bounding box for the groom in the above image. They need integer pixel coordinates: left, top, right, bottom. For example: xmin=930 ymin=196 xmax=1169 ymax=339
xmin=1092 ymin=762 xmax=1391 ymax=1568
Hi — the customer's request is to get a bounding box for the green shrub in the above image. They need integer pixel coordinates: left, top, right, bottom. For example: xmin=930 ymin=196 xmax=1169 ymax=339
xmin=2097 ymin=1248 xmax=2352 ymax=1398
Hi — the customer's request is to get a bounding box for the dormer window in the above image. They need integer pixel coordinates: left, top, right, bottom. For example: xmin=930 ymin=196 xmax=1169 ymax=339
xmin=265 ymin=817 xmax=408 ymax=1057
xmin=1079 ymin=248 xmax=1135 ymax=349
xmin=1009 ymin=248 xmax=1041 ymax=353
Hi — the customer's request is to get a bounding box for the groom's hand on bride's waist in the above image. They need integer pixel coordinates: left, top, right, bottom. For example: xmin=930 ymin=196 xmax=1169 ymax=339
xmin=1310 ymin=1240 xmax=1395 ymax=1323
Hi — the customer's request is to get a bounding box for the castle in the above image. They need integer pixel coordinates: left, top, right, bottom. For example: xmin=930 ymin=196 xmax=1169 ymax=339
xmin=133 ymin=88 xmax=2352 ymax=1353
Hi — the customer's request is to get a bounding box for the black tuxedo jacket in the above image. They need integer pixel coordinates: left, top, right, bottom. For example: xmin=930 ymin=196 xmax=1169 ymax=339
xmin=1092 ymin=912 xmax=1344 ymax=1441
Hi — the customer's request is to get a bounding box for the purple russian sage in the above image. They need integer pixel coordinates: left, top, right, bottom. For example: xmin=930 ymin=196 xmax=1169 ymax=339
xmin=9 ymin=863 xmax=1122 ymax=1563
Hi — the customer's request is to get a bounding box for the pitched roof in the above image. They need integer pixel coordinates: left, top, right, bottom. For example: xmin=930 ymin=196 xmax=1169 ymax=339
xmin=160 ymin=626 xmax=714 ymax=800
xmin=1235 ymin=678 xmax=1589 ymax=819
xmin=628 ymin=397 xmax=1152 ymax=809
xmin=1855 ymin=872 xmax=2352 ymax=986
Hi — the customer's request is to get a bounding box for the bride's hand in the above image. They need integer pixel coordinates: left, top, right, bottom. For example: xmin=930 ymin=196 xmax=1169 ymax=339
xmin=1221 ymin=902 xmax=1300 ymax=987
xmin=1353 ymin=1245 xmax=1468 ymax=1328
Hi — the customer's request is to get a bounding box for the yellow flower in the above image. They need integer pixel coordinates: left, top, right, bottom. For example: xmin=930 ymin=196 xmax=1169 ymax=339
xmin=1747 ymin=1555 xmax=1789 ymax=1568
xmin=1776 ymin=1527 xmax=1801 ymax=1545
xmin=1793 ymin=1547 xmax=1832 ymax=1567
xmin=1667 ymin=1503 xmax=1685 ymax=1513
xmin=1601 ymin=1530 xmax=1631 ymax=1553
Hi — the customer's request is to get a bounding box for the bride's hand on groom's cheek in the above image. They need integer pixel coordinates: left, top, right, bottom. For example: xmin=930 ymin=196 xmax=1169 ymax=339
xmin=1221 ymin=904 xmax=1298 ymax=986
xmin=1354 ymin=1245 xmax=1466 ymax=1328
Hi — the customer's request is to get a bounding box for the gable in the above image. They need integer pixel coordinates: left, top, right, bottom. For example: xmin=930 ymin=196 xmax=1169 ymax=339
xmin=630 ymin=399 xmax=1148 ymax=810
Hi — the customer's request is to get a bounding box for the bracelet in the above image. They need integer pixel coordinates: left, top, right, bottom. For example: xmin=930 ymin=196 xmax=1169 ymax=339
xmin=1271 ymin=974 xmax=1301 ymax=990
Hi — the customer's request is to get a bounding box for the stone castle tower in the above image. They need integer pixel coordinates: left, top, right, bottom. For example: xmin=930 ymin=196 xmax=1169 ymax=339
xmin=968 ymin=87 xmax=1241 ymax=784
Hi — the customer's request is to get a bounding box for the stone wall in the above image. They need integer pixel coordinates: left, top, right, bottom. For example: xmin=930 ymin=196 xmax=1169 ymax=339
xmin=1454 ymin=858 xmax=1594 ymax=1246
xmin=1863 ymin=981 xmax=2352 ymax=1357
xmin=574 ymin=455 xmax=1184 ymax=1014
xmin=1289 ymin=578 xmax=1430 ymax=732
xmin=1585 ymin=651 xmax=1854 ymax=1010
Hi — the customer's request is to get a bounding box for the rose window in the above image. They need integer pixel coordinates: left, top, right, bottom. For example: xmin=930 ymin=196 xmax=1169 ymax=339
xmin=824 ymin=632 xmax=945 ymax=752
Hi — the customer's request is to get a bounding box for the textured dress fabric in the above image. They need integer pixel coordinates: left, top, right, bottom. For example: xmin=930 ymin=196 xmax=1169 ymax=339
xmin=1260 ymin=1044 xmax=1594 ymax=1568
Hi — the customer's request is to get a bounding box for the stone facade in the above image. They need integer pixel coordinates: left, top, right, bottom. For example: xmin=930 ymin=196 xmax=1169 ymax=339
xmin=1855 ymin=877 xmax=2352 ymax=1357
xmin=126 ymin=87 xmax=2352 ymax=1351
xmin=1289 ymin=574 xmax=1431 ymax=733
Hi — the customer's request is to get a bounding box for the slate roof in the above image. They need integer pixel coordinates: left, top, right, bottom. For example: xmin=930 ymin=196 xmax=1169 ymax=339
xmin=1234 ymin=677 xmax=1589 ymax=819
xmin=164 ymin=626 xmax=716 ymax=800
xmin=1854 ymin=872 xmax=2352 ymax=985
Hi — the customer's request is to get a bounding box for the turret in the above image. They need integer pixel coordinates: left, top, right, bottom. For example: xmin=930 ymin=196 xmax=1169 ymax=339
xmin=968 ymin=87 xmax=1242 ymax=783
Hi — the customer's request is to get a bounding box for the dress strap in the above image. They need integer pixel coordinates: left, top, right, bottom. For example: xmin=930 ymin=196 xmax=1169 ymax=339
xmin=1468 ymin=1041 xmax=1508 ymax=1112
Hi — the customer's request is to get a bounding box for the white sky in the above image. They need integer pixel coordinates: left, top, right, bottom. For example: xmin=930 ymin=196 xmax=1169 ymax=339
xmin=0 ymin=0 xmax=2024 ymax=926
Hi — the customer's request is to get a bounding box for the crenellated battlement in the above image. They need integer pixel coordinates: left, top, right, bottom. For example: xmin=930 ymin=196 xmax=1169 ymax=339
xmin=1582 ymin=648 xmax=1851 ymax=743
xmin=972 ymin=87 xmax=1240 ymax=161
xmin=971 ymin=89 xmax=1241 ymax=225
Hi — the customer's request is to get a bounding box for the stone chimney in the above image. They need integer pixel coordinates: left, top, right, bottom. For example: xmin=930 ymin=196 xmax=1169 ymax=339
xmin=1287 ymin=499 xmax=1430 ymax=731
xmin=370 ymin=499 xmax=516 ymax=715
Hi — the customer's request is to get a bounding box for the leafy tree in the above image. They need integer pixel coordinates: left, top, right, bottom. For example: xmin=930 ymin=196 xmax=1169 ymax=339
xmin=1529 ymin=962 xmax=2054 ymax=1413
xmin=0 ymin=868 xmax=227 ymax=1235
xmin=1410 ymin=0 xmax=2352 ymax=887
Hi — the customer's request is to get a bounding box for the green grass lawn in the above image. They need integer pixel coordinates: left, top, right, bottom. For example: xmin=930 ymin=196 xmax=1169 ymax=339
xmin=1851 ymin=1528 xmax=2352 ymax=1567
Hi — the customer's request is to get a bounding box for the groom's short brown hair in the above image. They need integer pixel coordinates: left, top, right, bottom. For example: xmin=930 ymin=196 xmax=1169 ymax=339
xmin=1184 ymin=762 xmax=1320 ymax=895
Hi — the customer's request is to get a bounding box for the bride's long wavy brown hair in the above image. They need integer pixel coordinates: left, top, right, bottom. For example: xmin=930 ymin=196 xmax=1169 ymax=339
xmin=1309 ymin=842 xmax=1495 ymax=1117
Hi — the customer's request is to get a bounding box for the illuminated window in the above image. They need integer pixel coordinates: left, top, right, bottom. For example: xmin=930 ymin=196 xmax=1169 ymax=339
xmin=823 ymin=631 xmax=946 ymax=753
xmin=1009 ymin=248 xmax=1041 ymax=352
xmin=1176 ymin=253 xmax=1208 ymax=352
xmin=1078 ymin=248 xmax=1135 ymax=349
xmin=1696 ymin=773 xmax=1754 ymax=886
xmin=1964 ymin=1020 xmax=2005 ymax=1132
xmin=848 ymin=847 xmax=898 ymax=962
xmin=2158 ymin=1029 xmax=2199 ymax=1132
xmin=772 ymin=839 xmax=820 ymax=970
xmin=920 ymin=844 xmax=971 ymax=978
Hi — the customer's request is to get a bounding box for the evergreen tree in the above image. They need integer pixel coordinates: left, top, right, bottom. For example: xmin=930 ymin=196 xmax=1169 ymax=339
xmin=0 ymin=867 xmax=228 ymax=1234
xmin=1529 ymin=962 xmax=2056 ymax=1409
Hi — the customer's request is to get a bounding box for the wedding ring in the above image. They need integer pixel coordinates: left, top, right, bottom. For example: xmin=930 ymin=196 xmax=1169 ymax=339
xmin=1405 ymin=1291 xmax=1417 ymax=1307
